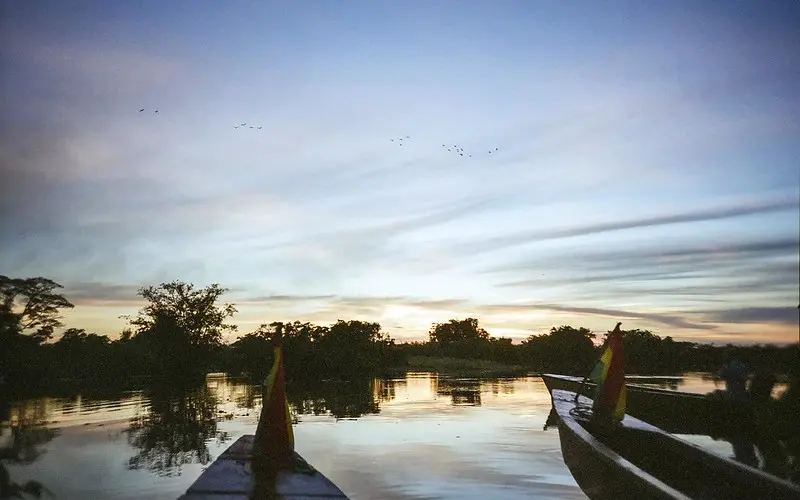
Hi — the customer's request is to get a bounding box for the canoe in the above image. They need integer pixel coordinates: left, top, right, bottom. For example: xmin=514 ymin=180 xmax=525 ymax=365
xmin=551 ymin=389 xmax=800 ymax=500
xmin=542 ymin=373 xmax=717 ymax=435
xmin=179 ymin=435 xmax=349 ymax=499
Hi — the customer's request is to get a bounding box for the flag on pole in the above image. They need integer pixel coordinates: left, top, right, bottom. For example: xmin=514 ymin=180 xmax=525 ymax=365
xmin=590 ymin=322 xmax=627 ymax=423
xmin=255 ymin=343 xmax=294 ymax=470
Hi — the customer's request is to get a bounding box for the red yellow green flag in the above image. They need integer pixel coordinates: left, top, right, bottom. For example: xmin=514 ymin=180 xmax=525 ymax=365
xmin=589 ymin=322 xmax=627 ymax=423
xmin=256 ymin=344 xmax=294 ymax=469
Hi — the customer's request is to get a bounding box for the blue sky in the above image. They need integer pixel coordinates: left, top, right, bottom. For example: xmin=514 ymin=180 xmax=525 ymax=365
xmin=1 ymin=1 xmax=798 ymax=344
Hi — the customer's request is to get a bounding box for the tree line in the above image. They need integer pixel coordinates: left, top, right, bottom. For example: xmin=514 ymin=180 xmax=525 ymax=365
xmin=1 ymin=276 xmax=797 ymax=396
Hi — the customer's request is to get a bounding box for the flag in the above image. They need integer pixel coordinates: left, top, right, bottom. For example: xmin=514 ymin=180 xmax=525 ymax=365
xmin=590 ymin=322 xmax=627 ymax=423
xmin=254 ymin=344 xmax=294 ymax=470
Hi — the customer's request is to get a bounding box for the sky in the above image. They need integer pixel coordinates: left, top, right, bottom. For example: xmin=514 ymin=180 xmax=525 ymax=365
xmin=1 ymin=1 xmax=798 ymax=345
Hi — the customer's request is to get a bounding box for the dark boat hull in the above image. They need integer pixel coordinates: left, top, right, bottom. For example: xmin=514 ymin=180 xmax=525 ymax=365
xmin=552 ymin=389 xmax=800 ymax=500
xmin=543 ymin=374 xmax=716 ymax=434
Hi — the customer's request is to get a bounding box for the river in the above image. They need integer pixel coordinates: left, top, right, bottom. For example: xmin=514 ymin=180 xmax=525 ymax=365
xmin=1 ymin=372 xmax=739 ymax=499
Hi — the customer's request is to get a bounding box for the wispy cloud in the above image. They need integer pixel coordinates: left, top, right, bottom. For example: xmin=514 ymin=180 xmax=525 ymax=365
xmin=702 ymin=307 xmax=800 ymax=326
xmin=461 ymin=196 xmax=799 ymax=256
xmin=472 ymin=303 xmax=715 ymax=331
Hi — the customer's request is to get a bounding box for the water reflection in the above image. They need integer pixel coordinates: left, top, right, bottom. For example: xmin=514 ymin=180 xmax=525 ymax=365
xmin=436 ymin=378 xmax=483 ymax=406
xmin=625 ymin=375 xmax=682 ymax=391
xmin=543 ymin=407 xmax=559 ymax=431
xmin=289 ymin=378 xmax=389 ymax=420
xmin=125 ymin=384 xmax=229 ymax=477
xmin=1 ymin=393 xmax=58 ymax=497
xmin=0 ymin=373 xmax=735 ymax=499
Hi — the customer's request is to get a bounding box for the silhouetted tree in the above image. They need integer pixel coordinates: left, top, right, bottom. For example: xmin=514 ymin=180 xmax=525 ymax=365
xmin=617 ymin=328 xmax=688 ymax=374
xmin=428 ymin=318 xmax=490 ymax=358
xmin=125 ymin=281 xmax=237 ymax=380
xmin=52 ymin=329 xmax=113 ymax=378
xmin=0 ymin=276 xmax=74 ymax=342
xmin=521 ymin=326 xmax=597 ymax=374
xmin=0 ymin=276 xmax=74 ymax=391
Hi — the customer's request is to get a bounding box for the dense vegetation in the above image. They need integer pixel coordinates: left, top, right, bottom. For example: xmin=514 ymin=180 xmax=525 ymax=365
xmin=1 ymin=275 xmax=798 ymax=397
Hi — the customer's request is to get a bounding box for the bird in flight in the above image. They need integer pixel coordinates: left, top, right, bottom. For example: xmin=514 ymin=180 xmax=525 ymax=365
xmin=139 ymin=108 xmax=144 ymax=112
xmin=257 ymin=126 xmax=262 ymax=130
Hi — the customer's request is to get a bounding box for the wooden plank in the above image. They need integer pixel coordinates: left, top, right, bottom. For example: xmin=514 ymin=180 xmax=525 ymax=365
xmin=180 ymin=435 xmax=349 ymax=499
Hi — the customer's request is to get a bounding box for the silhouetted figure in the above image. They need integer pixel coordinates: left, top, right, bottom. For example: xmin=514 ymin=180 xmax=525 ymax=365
xmin=749 ymin=369 xmax=787 ymax=475
xmin=710 ymin=356 xmax=757 ymax=466
xmin=776 ymin=359 xmax=800 ymax=482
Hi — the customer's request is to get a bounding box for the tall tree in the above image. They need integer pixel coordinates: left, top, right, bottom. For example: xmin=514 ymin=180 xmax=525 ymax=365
xmin=0 ymin=276 xmax=74 ymax=342
xmin=126 ymin=281 xmax=237 ymax=379
xmin=428 ymin=318 xmax=490 ymax=358
xmin=128 ymin=281 xmax=237 ymax=347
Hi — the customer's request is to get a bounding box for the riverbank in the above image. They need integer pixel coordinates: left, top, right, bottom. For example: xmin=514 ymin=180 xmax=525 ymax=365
xmin=402 ymin=356 xmax=529 ymax=377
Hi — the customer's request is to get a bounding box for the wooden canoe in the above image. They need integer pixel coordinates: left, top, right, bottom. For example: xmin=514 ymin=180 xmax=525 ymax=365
xmin=542 ymin=373 xmax=718 ymax=435
xmin=551 ymin=389 xmax=800 ymax=500
xmin=179 ymin=435 xmax=349 ymax=499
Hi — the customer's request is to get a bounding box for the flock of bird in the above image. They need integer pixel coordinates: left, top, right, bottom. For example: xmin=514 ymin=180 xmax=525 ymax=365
xmin=138 ymin=108 xmax=502 ymax=153
xmin=388 ymin=135 xmax=501 ymax=157
xmin=233 ymin=122 xmax=263 ymax=130
xmin=389 ymin=136 xmax=410 ymax=146
xmin=440 ymin=144 xmax=500 ymax=158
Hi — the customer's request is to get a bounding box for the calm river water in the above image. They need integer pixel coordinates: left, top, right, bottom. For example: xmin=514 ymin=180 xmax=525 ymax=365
xmin=2 ymin=372 xmax=738 ymax=500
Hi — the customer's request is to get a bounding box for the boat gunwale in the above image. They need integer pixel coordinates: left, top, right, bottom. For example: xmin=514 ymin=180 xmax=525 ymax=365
xmin=552 ymin=389 xmax=692 ymax=500
xmin=543 ymin=373 xmax=708 ymax=399
xmin=551 ymin=389 xmax=800 ymax=498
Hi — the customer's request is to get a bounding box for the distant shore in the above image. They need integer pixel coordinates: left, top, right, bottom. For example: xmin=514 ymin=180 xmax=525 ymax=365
xmin=399 ymin=355 xmax=529 ymax=377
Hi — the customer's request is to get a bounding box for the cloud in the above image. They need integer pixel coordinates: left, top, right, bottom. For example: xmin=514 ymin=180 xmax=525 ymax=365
xmin=62 ymin=282 xmax=144 ymax=307
xmin=235 ymin=294 xmax=339 ymax=305
xmin=488 ymin=237 xmax=799 ymax=283
xmin=473 ymin=302 xmax=715 ymax=331
xmin=703 ymin=307 xmax=800 ymax=326
xmin=2 ymin=30 xmax=182 ymax=101
xmin=461 ymin=196 xmax=800 ymax=255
